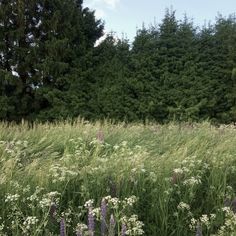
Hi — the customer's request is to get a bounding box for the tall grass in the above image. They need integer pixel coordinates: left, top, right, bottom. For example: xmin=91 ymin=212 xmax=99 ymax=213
xmin=0 ymin=120 xmax=236 ymax=235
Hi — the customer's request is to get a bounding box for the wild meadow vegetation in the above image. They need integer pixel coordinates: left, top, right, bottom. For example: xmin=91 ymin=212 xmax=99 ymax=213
xmin=1 ymin=121 xmax=236 ymax=235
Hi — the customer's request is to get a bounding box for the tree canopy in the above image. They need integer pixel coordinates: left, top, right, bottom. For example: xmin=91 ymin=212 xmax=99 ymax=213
xmin=0 ymin=3 xmax=236 ymax=123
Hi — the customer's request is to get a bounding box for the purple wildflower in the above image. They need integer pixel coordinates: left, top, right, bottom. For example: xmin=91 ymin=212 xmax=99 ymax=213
xmin=60 ymin=218 xmax=66 ymax=236
xmin=49 ymin=202 xmax=57 ymax=219
xmin=101 ymin=198 xmax=107 ymax=235
xmin=109 ymin=214 xmax=115 ymax=236
xmin=196 ymin=224 xmax=202 ymax=236
xmin=76 ymin=231 xmax=83 ymax=236
xmin=121 ymin=223 xmax=127 ymax=236
xmin=88 ymin=207 xmax=95 ymax=236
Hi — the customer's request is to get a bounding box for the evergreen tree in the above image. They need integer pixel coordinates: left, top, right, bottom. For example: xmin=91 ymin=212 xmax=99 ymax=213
xmin=89 ymin=34 xmax=133 ymax=121
xmin=0 ymin=0 xmax=103 ymax=121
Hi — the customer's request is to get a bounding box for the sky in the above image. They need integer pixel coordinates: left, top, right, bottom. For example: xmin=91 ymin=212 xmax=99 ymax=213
xmin=84 ymin=0 xmax=236 ymax=42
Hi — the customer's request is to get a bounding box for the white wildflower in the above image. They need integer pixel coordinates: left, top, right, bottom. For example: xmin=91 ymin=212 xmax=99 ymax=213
xmin=177 ymin=202 xmax=190 ymax=211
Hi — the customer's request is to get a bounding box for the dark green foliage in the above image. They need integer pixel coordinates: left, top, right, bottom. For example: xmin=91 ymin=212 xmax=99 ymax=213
xmin=0 ymin=3 xmax=236 ymax=123
xmin=0 ymin=0 xmax=103 ymax=121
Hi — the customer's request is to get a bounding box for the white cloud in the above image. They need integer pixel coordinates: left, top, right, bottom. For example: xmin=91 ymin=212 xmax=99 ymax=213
xmin=84 ymin=0 xmax=120 ymax=21
xmin=86 ymin=0 xmax=120 ymax=9
xmin=102 ymin=0 xmax=120 ymax=9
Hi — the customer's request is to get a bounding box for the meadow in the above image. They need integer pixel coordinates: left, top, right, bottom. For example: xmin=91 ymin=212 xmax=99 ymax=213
xmin=0 ymin=121 xmax=236 ymax=236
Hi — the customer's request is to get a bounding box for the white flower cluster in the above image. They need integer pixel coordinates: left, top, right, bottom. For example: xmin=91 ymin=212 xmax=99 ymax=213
xmin=84 ymin=199 xmax=94 ymax=208
xmin=177 ymin=202 xmax=190 ymax=211
xmin=221 ymin=207 xmax=231 ymax=213
xmin=27 ymin=186 xmax=44 ymax=202
xmin=5 ymin=193 xmax=20 ymax=203
xmin=189 ymin=214 xmax=216 ymax=231
xmin=213 ymin=208 xmax=236 ymax=235
xmin=76 ymin=223 xmax=88 ymax=234
xmin=173 ymin=166 xmax=191 ymax=175
xmin=183 ymin=176 xmax=202 ymax=186
xmin=104 ymin=196 xmax=120 ymax=209
xmin=189 ymin=218 xmax=198 ymax=230
xmin=200 ymin=214 xmax=210 ymax=227
xmin=23 ymin=216 xmax=39 ymax=230
xmin=121 ymin=215 xmax=144 ymax=235
xmin=49 ymin=164 xmax=77 ymax=183
xmin=39 ymin=191 xmax=60 ymax=208
xmin=92 ymin=207 xmax=100 ymax=218
xmin=122 ymin=196 xmax=137 ymax=207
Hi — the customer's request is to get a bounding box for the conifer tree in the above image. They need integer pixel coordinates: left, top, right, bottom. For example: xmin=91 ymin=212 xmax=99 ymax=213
xmin=0 ymin=0 xmax=103 ymax=121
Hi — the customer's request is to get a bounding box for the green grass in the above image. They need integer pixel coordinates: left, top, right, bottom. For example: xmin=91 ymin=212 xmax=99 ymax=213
xmin=1 ymin=120 xmax=236 ymax=235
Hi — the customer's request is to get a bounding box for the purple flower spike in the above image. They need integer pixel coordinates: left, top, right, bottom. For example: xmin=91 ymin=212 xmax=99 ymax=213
xmin=196 ymin=224 xmax=202 ymax=236
xmin=121 ymin=223 xmax=127 ymax=236
xmin=101 ymin=199 xmax=107 ymax=235
xmin=109 ymin=214 xmax=115 ymax=236
xmin=49 ymin=202 xmax=57 ymax=219
xmin=76 ymin=231 xmax=83 ymax=236
xmin=88 ymin=207 xmax=95 ymax=236
xmin=60 ymin=218 xmax=66 ymax=236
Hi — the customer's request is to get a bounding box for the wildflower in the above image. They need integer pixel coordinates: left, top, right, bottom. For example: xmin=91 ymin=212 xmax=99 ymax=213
xmin=196 ymin=224 xmax=202 ymax=236
xmin=76 ymin=223 xmax=88 ymax=236
xmin=5 ymin=193 xmax=20 ymax=203
xmin=109 ymin=214 xmax=115 ymax=236
xmin=105 ymin=196 xmax=120 ymax=209
xmin=121 ymin=215 xmax=144 ymax=235
xmin=49 ymin=202 xmax=57 ymax=219
xmin=121 ymin=223 xmax=127 ymax=236
xmin=210 ymin=214 xmax=216 ymax=220
xmin=183 ymin=177 xmax=201 ymax=186
xmin=177 ymin=202 xmax=190 ymax=211
xmin=39 ymin=191 xmax=60 ymax=209
xmin=222 ymin=207 xmax=231 ymax=213
xmin=60 ymin=218 xmax=66 ymax=236
xmin=23 ymin=216 xmax=39 ymax=231
xmin=88 ymin=207 xmax=95 ymax=236
xmin=92 ymin=207 xmax=100 ymax=219
xmin=189 ymin=218 xmax=197 ymax=230
xmin=173 ymin=168 xmax=184 ymax=174
xmin=101 ymin=199 xmax=107 ymax=236
xmin=200 ymin=214 xmax=210 ymax=227
xmin=123 ymin=196 xmax=137 ymax=207
xmin=84 ymin=199 xmax=94 ymax=208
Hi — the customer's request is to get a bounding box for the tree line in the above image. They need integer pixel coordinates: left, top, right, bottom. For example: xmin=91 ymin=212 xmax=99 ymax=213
xmin=0 ymin=0 xmax=236 ymax=123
